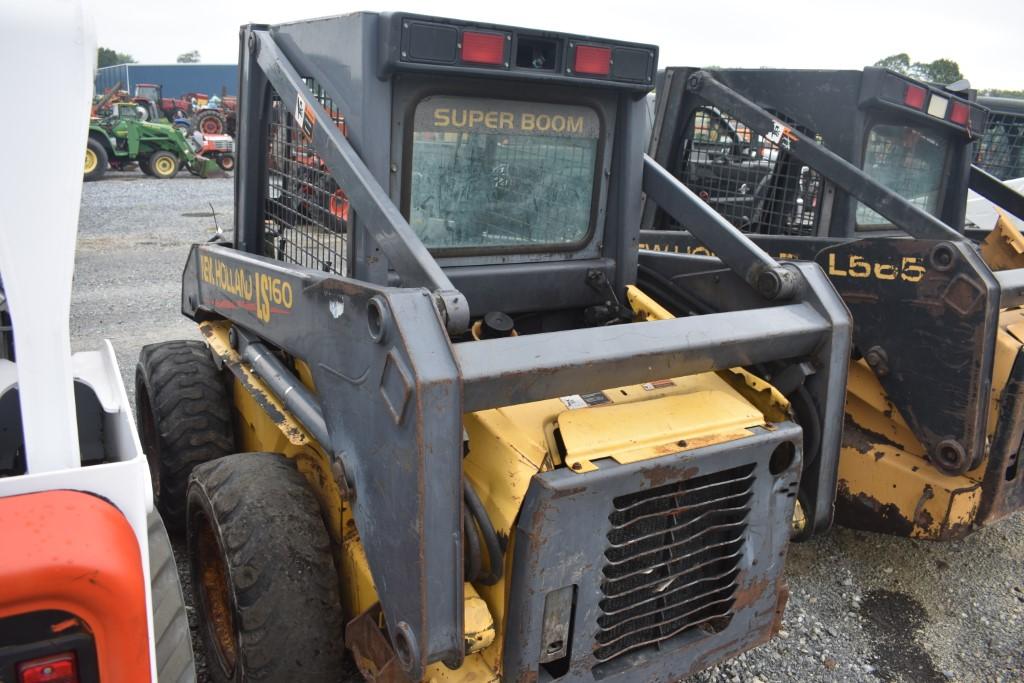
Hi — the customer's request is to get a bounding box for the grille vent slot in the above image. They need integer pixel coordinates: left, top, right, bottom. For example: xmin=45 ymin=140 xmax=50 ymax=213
xmin=594 ymin=463 xmax=754 ymax=665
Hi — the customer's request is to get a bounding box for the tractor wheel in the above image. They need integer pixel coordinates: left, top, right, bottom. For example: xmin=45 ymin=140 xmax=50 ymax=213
xmin=136 ymin=340 xmax=235 ymax=533
xmin=217 ymin=154 xmax=235 ymax=172
xmin=138 ymin=156 xmax=153 ymax=176
xmin=187 ymin=453 xmax=345 ymax=683
xmin=196 ymin=111 xmax=226 ymax=136
xmin=149 ymin=150 xmax=180 ymax=179
xmin=148 ymin=510 xmax=198 ymax=682
xmin=84 ymin=138 xmax=108 ymax=181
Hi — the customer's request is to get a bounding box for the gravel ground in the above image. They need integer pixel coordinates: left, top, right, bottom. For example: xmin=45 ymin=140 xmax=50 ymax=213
xmin=73 ymin=173 xmax=1024 ymax=682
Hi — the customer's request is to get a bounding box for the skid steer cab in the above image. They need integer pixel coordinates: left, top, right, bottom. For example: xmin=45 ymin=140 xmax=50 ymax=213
xmin=136 ymin=12 xmax=850 ymax=682
xmin=642 ymin=65 xmax=1024 ymax=541
xmin=0 ymin=1 xmax=195 ymax=682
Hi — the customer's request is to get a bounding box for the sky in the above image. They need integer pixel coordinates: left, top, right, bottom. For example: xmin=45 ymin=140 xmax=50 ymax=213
xmin=91 ymin=0 xmax=1024 ymax=90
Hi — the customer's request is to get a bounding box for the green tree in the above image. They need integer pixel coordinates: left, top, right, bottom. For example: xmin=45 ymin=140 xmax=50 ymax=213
xmin=874 ymin=54 xmax=964 ymax=85
xmin=97 ymin=46 xmax=135 ymax=68
xmin=911 ymin=58 xmax=963 ymax=85
xmin=874 ymin=53 xmax=911 ymax=74
xmin=176 ymin=50 xmax=200 ymax=64
xmin=981 ymin=89 xmax=1024 ymax=99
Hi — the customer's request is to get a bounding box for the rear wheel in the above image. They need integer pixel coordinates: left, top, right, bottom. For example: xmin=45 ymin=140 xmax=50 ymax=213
xmin=196 ymin=111 xmax=226 ymax=136
xmin=187 ymin=453 xmax=345 ymax=682
xmin=148 ymin=510 xmax=197 ymax=682
xmin=149 ymin=150 xmax=180 ymax=179
xmin=139 ymin=156 xmax=153 ymax=176
xmin=84 ymin=138 xmax=108 ymax=181
xmin=136 ymin=340 xmax=235 ymax=533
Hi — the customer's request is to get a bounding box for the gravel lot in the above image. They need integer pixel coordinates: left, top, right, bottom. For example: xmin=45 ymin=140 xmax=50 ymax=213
xmin=74 ymin=173 xmax=1024 ymax=682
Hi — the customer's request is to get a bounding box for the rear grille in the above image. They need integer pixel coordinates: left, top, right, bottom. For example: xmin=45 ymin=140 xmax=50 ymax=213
xmin=594 ymin=464 xmax=754 ymax=665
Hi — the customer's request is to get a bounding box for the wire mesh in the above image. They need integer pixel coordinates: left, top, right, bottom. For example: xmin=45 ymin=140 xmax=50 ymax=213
xmin=673 ymin=107 xmax=823 ymax=236
xmin=975 ymin=109 xmax=1024 ymax=181
xmin=263 ymin=78 xmax=350 ymax=275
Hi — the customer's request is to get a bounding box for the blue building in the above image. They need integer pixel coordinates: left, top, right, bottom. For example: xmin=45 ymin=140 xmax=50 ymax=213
xmin=95 ymin=63 xmax=237 ymax=98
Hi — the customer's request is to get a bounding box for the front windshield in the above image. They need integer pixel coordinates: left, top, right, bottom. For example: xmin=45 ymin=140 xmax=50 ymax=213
xmin=408 ymin=96 xmax=600 ymax=250
xmin=856 ymin=124 xmax=948 ymax=229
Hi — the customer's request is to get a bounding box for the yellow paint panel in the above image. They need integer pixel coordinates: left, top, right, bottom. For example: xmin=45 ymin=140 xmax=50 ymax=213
xmin=558 ymin=391 xmax=764 ymax=472
xmin=980 ymin=211 xmax=1024 ymax=271
xmin=839 ymin=443 xmax=981 ymax=539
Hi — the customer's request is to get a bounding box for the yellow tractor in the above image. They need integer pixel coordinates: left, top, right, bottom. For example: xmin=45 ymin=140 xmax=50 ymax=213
xmin=135 ymin=13 xmax=851 ymax=682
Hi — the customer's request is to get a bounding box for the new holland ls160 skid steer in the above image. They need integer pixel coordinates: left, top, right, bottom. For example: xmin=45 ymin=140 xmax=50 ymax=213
xmin=642 ymin=66 xmax=1024 ymax=540
xmin=136 ymin=13 xmax=851 ymax=682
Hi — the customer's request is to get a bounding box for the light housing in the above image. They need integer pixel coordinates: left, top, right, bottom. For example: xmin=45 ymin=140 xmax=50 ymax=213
xmin=573 ymin=45 xmax=612 ymax=76
xmin=461 ymin=31 xmax=505 ymax=65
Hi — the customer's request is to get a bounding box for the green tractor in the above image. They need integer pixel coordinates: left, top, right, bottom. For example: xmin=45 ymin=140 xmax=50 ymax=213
xmin=85 ymin=102 xmax=219 ymax=181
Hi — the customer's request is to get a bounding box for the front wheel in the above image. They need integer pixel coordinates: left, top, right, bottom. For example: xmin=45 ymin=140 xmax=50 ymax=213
xmin=84 ymin=138 xmax=108 ymax=181
xmin=187 ymin=453 xmax=345 ymax=682
xmin=149 ymin=150 xmax=180 ymax=179
xmin=216 ymin=154 xmax=235 ymax=172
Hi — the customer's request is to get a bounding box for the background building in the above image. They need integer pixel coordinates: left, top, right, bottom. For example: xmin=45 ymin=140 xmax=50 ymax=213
xmin=95 ymin=63 xmax=237 ymax=97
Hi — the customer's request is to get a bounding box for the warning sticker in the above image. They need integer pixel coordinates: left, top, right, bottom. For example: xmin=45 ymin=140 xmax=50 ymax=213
xmin=641 ymin=379 xmax=676 ymax=391
xmin=296 ymin=94 xmax=316 ymax=141
xmin=764 ymin=120 xmax=789 ymax=144
xmin=560 ymin=391 xmax=611 ymax=410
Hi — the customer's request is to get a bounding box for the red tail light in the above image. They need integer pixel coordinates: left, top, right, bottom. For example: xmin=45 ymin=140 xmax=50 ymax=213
xmin=461 ymin=31 xmax=505 ymax=65
xmin=904 ymin=84 xmax=927 ymax=109
xmin=573 ymin=45 xmax=612 ymax=76
xmin=949 ymin=100 xmax=970 ymax=126
xmin=18 ymin=653 xmax=78 ymax=683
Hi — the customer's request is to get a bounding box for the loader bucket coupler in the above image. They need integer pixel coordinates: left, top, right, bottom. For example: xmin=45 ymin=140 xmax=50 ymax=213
xmin=642 ymin=65 xmax=1024 ymax=540
xmin=162 ymin=12 xmax=850 ymax=682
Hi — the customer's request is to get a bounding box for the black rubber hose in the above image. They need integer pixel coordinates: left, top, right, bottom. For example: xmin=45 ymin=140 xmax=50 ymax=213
xmin=790 ymin=385 xmax=821 ymax=470
xmin=463 ymin=510 xmax=481 ymax=583
xmin=636 ymin=263 xmax=715 ymax=317
xmin=463 ymin=479 xmax=503 ymax=586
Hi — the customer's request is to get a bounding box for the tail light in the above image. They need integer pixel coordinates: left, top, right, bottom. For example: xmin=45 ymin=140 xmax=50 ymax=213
xmin=904 ymin=84 xmax=927 ymax=109
xmin=461 ymin=31 xmax=505 ymax=66
xmin=17 ymin=652 xmax=78 ymax=683
xmin=573 ymin=45 xmax=612 ymax=76
xmin=949 ymin=100 xmax=970 ymax=126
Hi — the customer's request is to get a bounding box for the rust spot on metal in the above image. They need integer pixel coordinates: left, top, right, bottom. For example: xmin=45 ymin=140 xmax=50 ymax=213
xmin=730 ymin=575 xmax=772 ymax=612
xmin=345 ymin=603 xmax=412 ymax=682
xmin=834 ymin=480 xmax=915 ymax=537
xmin=844 ymin=420 xmax=905 ymax=455
xmin=641 ymin=465 xmax=700 ymax=488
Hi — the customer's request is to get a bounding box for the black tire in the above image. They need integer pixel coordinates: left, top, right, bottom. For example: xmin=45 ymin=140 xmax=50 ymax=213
xmin=150 ymin=150 xmax=180 ymax=179
xmin=187 ymin=453 xmax=345 ymax=682
xmin=195 ymin=111 xmax=226 ymax=136
xmin=136 ymin=340 xmax=235 ymax=534
xmin=139 ymin=156 xmax=154 ymax=176
xmin=149 ymin=510 xmax=197 ymax=682
xmin=84 ymin=137 xmax=108 ymax=182
xmin=216 ymin=154 xmax=235 ymax=172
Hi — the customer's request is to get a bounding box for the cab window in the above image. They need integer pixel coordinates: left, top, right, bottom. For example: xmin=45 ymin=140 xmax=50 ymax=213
xmin=408 ymin=95 xmax=600 ymax=250
xmin=856 ymin=124 xmax=948 ymax=230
